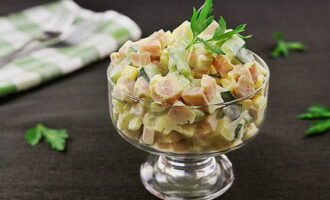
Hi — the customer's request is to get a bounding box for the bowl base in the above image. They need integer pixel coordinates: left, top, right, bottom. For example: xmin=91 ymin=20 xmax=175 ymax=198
xmin=140 ymin=155 xmax=234 ymax=200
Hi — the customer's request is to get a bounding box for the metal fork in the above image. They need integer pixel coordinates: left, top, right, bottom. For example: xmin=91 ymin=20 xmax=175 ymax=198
xmin=0 ymin=7 xmax=77 ymax=66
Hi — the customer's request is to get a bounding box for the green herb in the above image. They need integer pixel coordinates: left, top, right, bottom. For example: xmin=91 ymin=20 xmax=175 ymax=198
xmin=190 ymin=0 xmax=214 ymax=39
xmin=197 ymin=37 xmax=224 ymax=54
xmin=25 ymin=126 xmax=43 ymax=146
xmin=187 ymin=0 xmax=251 ymax=54
xmin=25 ymin=124 xmax=69 ymax=151
xmin=271 ymin=32 xmax=306 ymax=58
xmin=305 ymin=120 xmax=330 ymax=135
xmin=297 ymin=104 xmax=330 ymax=135
xmin=297 ymin=104 xmax=330 ymax=119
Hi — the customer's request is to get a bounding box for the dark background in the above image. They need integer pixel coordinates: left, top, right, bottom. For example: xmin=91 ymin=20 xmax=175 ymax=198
xmin=1 ymin=0 xmax=330 ymax=199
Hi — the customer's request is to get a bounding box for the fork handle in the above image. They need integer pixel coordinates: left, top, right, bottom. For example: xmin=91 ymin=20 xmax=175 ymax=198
xmin=0 ymin=39 xmax=39 ymax=67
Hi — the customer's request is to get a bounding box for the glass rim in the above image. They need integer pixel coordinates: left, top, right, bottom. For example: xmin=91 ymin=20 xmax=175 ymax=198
xmin=107 ymin=50 xmax=270 ymax=108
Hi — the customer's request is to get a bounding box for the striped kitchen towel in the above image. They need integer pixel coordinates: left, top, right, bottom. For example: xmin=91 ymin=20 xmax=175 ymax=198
xmin=0 ymin=0 xmax=141 ymax=97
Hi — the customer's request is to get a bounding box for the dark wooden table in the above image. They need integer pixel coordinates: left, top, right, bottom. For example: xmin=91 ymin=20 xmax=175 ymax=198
xmin=1 ymin=0 xmax=329 ymax=199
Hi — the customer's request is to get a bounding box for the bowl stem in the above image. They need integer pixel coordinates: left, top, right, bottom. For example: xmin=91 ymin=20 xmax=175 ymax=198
xmin=140 ymin=154 xmax=235 ymax=200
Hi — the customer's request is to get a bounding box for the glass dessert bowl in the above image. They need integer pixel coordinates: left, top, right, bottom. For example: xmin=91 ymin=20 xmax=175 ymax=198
xmin=107 ymin=1 xmax=269 ymax=197
xmin=107 ymin=50 xmax=269 ymax=199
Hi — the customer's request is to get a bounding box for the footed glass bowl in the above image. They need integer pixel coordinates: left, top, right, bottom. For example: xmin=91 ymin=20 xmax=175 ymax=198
xmin=107 ymin=52 xmax=269 ymax=200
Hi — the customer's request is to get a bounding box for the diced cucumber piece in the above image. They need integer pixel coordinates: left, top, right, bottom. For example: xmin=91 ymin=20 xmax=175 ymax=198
xmin=221 ymin=35 xmax=245 ymax=60
xmin=221 ymin=110 xmax=250 ymax=141
xmin=109 ymin=64 xmax=122 ymax=83
xmin=225 ymin=104 xmax=242 ymax=120
xmin=221 ymin=91 xmax=236 ymax=102
xmin=168 ymin=46 xmax=193 ymax=80
xmin=234 ymin=123 xmax=243 ymax=138
xmin=236 ymin=48 xmax=255 ymax=63
xmin=193 ymin=109 xmax=205 ymax=123
xmin=143 ymin=63 xmax=161 ymax=80
xmin=110 ymin=57 xmax=131 ymax=83
xmin=168 ymin=55 xmax=176 ymax=72
xmin=172 ymin=72 xmax=191 ymax=88
xmin=235 ymin=113 xmax=253 ymax=139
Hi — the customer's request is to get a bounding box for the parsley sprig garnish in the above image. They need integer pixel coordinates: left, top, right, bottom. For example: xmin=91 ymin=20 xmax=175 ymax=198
xmin=271 ymin=32 xmax=306 ymax=58
xmin=297 ymin=104 xmax=330 ymax=135
xmin=186 ymin=0 xmax=251 ymax=54
xmin=25 ymin=123 xmax=69 ymax=151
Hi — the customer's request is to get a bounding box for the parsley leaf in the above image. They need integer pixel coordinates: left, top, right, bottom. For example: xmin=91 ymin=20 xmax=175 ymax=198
xmin=297 ymin=104 xmax=330 ymax=135
xmin=210 ymin=23 xmax=247 ymax=42
xmin=25 ymin=124 xmax=69 ymax=151
xmin=308 ymin=104 xmax=330 ymax=113
xmin=197 ymin=38 xmax=224 ymax=54
xmin=190 ymin=0 xmax=214 ymax=38
xmin=297 ymin=104 xmax=330 ymax=119
xmin=306 ymin=119 xmax=330 ymax=135
xmin=212 ymin=16 xmax=226 ymax=39
xmin=25 ymin=125 xmax=43 ymax=146
xmin=271 ymin=32 xmax=306 ymax=58
xmin=187 ymin=0 xmax=251 ymax=54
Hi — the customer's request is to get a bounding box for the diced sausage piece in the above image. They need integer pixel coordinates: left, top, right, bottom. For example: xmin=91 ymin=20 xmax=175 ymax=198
xmin=117 ymin=76 xmax=135 ymax=94
xmin=110 ymin=52 xmax=125 ymax=64
xmin=130 ymin=52 xmax=151 ymax=67
xmin=139 ymin=39 xmax=162 ymax=58
xmin=182 ymin=87 xmax=209 ymax=106
xmin=112 ymin=77 xmax=136 ymax=102
xmin=134 ymin=77 xmax=150 ymax=98
xmin=213 ymin=54 xmax=234 ymax=77
xmin=247 ymin=62 xmax=260 ymax=82
xmin=142 ymin=127 xmax=155 ymax=145
xmin=204 ymin=112 xmax=218 ymax=132
xmin=153 ymin=74 xmax=184 ymax=104
xmin=150 ymin=89 xmax=162 ymax=104
xmin=233 ymin=67 xmax=255 ymax=98
xmin=149 ymin=30 xmax=171 ymax=49
xmin=169 ymin=102 xmax=196 ymax=125
xmin=201 ymin=75 xmax=217 ymax=101
xmin=112 ymin=86 xmax=125 ymax=101
xmin=231 ymin=65 xmax=243 ymax=81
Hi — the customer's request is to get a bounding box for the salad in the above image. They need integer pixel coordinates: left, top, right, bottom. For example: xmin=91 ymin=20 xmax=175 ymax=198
xmin=108 ymin=0 xmax=269 ymax=153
